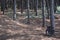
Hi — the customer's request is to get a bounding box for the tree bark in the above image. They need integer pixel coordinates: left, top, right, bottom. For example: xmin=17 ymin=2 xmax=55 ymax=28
xmin=21 ymin=0 xmax=23 ymax=14
xmin=13 ymin=0 xmax=16 ymax=20
xmin=50 ymin=0 xmax=55 ymax=29
xmin=27 ymin=0 xmax=30 ymax=23
xmin=42 ymin=0 xmax=46 ymax=27
xmin=46 ymin=0 xmax=50 ymax=19
xmin=35 ymin=0 xmax=38 ymax=16
xmin=1 ymin=0 xmax=5 ymax=14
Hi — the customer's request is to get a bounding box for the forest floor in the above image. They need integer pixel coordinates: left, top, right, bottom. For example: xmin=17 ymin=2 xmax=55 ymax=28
xmin=0 ymin=12 xmax=60 ymax=40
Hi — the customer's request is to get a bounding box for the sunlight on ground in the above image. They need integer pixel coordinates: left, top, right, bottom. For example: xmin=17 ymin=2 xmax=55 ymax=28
xmin=0 ymin=14 xmax=60 ymax=40
xmin=46 ymin=19 xmax=50 ymax=22
xmin=17 ymin=12 xmax=26 ymax=14
xmin=11 ymin=20 xmax=28 ymax=27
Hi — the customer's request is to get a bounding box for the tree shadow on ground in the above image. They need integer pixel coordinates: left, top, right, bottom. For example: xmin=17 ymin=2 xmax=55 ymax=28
xmin=0 ymin=13 xmax=60 ymax=40
xmin=0 ymin=32 xmax=45 ymax=40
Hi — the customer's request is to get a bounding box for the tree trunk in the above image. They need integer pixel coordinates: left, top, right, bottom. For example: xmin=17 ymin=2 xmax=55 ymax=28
xmin=50 ymin=0 xmax=55 ymax=29
xmin=21 ymin=0 xmax=23 ymax=14
xmin=46 ymin=0 xmax=50 ymax=19
xmin=1 ymin=0 xmax=5 ymax=14
xmin=35 ymin=0 xmax=38 ymax=16
xmin=42 ymin=0 xmax=46 ymax=27
xmin=27 ymin=0 xmax=30 ymax=23
xmin=13 ymin=0 xmax=16 ymax=20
